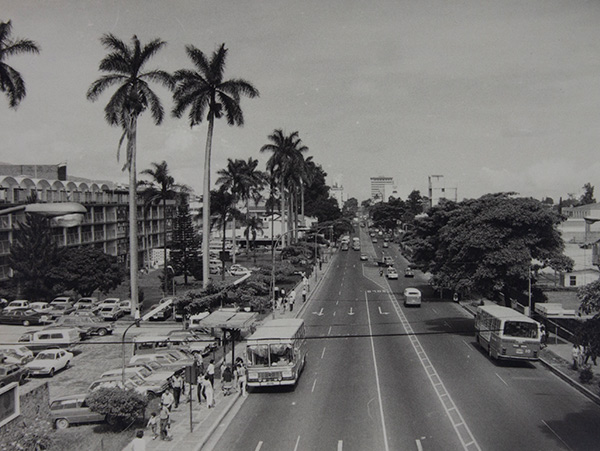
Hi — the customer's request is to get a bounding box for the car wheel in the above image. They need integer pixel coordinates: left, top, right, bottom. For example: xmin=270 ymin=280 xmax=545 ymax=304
xmin=49 ymin=368 xmax=55 ymax=377
xmin=22 ymin=320 xmax=31 ymax=326
xmin=97 ymin=328 xmax=108 ymax=336
xmin=55 ymin=418 xmax=70 ymax=429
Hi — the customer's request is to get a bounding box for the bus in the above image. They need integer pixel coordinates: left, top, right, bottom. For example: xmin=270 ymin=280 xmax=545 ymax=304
xmin=475 ymin=305 xmax=541 ymax=361
xmin=245 ymin=318 xmax=307 ymax=387
xmin=403 ymin=288 xmax=421 ymax=307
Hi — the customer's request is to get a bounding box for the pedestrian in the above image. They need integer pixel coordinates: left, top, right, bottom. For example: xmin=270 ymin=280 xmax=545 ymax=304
xmin=302 ymin=287 xmax=307 ymax=303
xmin=280 ymin=288 xmax=286 ymax=304
xmin=171 ymin=373 xmax=183 ymax=408
xmin=379 ymin=267 xmax=383 ymax=277
xmin=131 ymin=430 xmax=146 ymax=451
xmin=159 ymin=404 xmax=171 ymax=441
xmin=319 ymin=258 xmax=322 ymax=270
xmin=236 ymin=361 xmax=247 ymax=396
xmin=289 ymin=294 xmax=295 ymax=312
xmin=540 ymin=325 xmax=548 ymax=348
xmin=161 ymin=388 xmax=174 ymax=412
xmin=584 ymin=346 xmax=598 ymax=365
xmin=202 ymin=374 xmax=215 ymax=408
xmin=222 ymin=364 xmax=234 ymax=395
xmin=207 ymin=359 xmax=215 ymax=387
xmin=572 ymin=344 xmax=581 ymax=369
xmin=147 ymin=412 xmax=158 ymax=440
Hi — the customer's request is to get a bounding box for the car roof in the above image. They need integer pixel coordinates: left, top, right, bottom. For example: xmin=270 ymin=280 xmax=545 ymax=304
xmin=50 ymin=393 xmax=89 ymax=402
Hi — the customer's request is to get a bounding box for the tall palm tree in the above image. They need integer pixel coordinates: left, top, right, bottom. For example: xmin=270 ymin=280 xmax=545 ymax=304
xmin=0 ymin=20 xmax=40 ymax=109
xmin=260 ymin=129 xmax=308 ymax=246
xmin=239 ymin=157 xmax=265 ymax=253
xmin=216 ymin=158 xmax=246 ymax=264
xmin=140 ymin=161 xmax=186 ymax=295
xmin=244 ymin=216 xmax=264 ymax=264
xmin=210 ymin=187 xmax=241 ymax=280
xmin=87 ymin=34 xmax=173 ymax=315
xmin=172 ymin=43 xmax=259 ymax=287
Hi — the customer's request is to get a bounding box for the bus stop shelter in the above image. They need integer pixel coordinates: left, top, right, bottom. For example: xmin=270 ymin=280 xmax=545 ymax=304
xmin=196 ymin=311 xmax=257 ymax=366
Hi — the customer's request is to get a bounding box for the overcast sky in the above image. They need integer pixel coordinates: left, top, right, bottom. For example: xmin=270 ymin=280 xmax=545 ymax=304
xmin=3 ymin=0 xmax=600 ymax=203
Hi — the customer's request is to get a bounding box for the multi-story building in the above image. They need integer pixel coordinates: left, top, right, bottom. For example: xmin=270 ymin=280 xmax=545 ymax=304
xmin=330 ymin=183 xmax=344 ymax=208
xmin=370 ymin=176 xmax=394 ymax=202
xmin=0 ymin=166 xmax=173 ymax=280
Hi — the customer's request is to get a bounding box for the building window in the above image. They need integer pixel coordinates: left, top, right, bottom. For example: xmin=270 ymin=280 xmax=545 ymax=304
xmin=569 ymin=276 xmax=577 ymax=286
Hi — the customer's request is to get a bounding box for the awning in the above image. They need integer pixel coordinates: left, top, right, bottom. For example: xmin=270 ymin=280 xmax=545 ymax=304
xmin=196 ymin=311 xmax=257 ymax=330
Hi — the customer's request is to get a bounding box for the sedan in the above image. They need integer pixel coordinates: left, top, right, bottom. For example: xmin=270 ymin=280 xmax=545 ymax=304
xmin=0 ymin=308 xmax=48 ymax=326
xmin=0 ymin=363 xmax=29 ymax=387
xmin=229 ymin=264 xmax=250 ymax=276
xmin=360 ymin=254 xmax=368 ymax=261
xmin=30 ymin=302 xmax=52 ymax=314
xmin=46 ymin=304 xmax=76 ymax=321
xmin=4 ymin=300 xmax=30 ymax=311
xmin=404 ymin=267 xmax=415 ymax=278
xmin=25 ymin=349 xmax=73 ymax=377
xmin=386 ymin=267 xmax=399 ymax=280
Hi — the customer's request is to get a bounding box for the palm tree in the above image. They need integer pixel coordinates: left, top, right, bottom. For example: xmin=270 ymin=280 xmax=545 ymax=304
xmin=0 ymin=20 xmax=40 ymax=109
xmin=172 ymin=43 xmax=259 ymax=287
xmin=239 ymin=158 xmax=265 ymax=253
xmin=216 ymin=158 xmax=246 ymax=264
xmin=210 ymin=187 xmax=241 ymax=280
xmin=87 ymin=34 xmax=173 ymax=315
xmin=140 ymin=161 xmax=186 ymax=295
xmin=244 ymin=216 xmax=264 ymax=264
xmin=260 ymin=129 xmax=308 ymax=246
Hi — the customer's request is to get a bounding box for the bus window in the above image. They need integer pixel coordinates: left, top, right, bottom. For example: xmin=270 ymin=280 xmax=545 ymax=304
xmin=270 ymin=344 xmax=293 ymax=366
xmin=503 ymin=321 xmax=538 ymax=339
xmin=247 ymin=345 xmax=269 ymax=366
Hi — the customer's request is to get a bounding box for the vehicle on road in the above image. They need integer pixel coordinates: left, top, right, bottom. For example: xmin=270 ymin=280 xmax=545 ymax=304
xmin=404 ymin=267 xmax=414 ymax=278
xmin=475 ymin=305 xmax=541 ymax=361
xmin=378 ymin=256 xmax=394 ymax=267
xmin=229 ymin=264 xmax=250 ymax=276
xmin=18 ymin=328 xmax=81 ymax=353
xmin=246 ymin=318 xmax=306 ymax=387
xmin=119 ymin=300 xmax=132 ymax=315
xmin=50 ymin=394 xmax=105 ymax=429
xmin=0 ymin=363 xmax=28 ymax=387
xmin=99 ymin=304 xmax=124 ymax=321
xmin=382 ymin=241 xmax=389 ymax=248
xmin=46 ymin=316 xmax=113 ymax=337
xmin=25 ymin=349 xmax=73 ymax=377
xmin=73 ymin=297 xmax=101 ymax=314
xmin=0 ymin=308 xmax=49 ymax=326
xmin=386 ymin=267 xmax=398 ymax=279
xmin=150 ymin=298 xmax=173 ymax=321
xmin=341 ymin=242 xmax=349 ymax=251
xmin=46 ymin=303 xmax=76 ymax=321
xmin=0 ymin=345 xmax=34 ymax=365
xmin=403 ymin=288 xmax=422 ymax=307
xmin=3 ymin=300 xmax=30 ymax=311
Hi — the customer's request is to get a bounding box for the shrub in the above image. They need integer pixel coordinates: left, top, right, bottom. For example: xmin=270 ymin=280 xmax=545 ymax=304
xmin=579 ymin=366 xmax=593 ymax=384
xmin=86 ymin=387 xmax=148 ymax=428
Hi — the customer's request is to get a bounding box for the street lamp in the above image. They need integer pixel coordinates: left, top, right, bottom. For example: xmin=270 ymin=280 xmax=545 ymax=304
xmin=167 ymin=265 xmax=175 ymax=296
xmin=314 ymin=225 xmax=333 ymax=283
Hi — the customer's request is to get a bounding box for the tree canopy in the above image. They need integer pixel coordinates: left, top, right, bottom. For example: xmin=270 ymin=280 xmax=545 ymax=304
xmin=407 ymin=193 xmax=573 ymax=304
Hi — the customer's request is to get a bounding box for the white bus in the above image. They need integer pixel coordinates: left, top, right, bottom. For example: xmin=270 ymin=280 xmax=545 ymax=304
xmin=403 ymin=288 xmax=421 ymax=307
xmin=246 ymin=318 xmax=307 ymax=387
xmin=475 ymin=305 xmax=541 ymax=361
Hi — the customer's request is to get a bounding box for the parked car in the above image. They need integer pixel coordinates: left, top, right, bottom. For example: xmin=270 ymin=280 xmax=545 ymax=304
xmin=382 ymin=241 xmax=389 ymax=248
xmin=167 ymin=330 xmax=218 ymax=357
xmin=150 ymin=298 xmax=173 ymax=321
xmin=228 ymin=264 xmax=250 ymax=276
xmin=18 ymin=328 xmax=81 ymax=354
xmin=50 ymin=296 xmax=75 ymax=307
xmin=98 ymin=298 xmax=121 ymax=309
xmin=46 ymin=304 xmax=76 ymax=320
xmin=128 ymin=352 xmax=190 ymax=374
xmin=0 ymin=308 xmax=49 ymax=326
xmin=46 ymin=316 xmax=114 ymax=337
xmin=99 ymin=305 xmax=124 ymax=321
xmin=386 ymin=267 xmax=399 ymax=280
xmin=360 ymin=254 xmax=368 ymax=261
xmin=0 ymin=345 xmax=34 ymax=365
xmin=25 ymin=349 xmax=73 ymax=377
xmin=3 ymin=300 xmax=30 ymax=311
xmin=89 ymin=374 xmax=168 ymax=400
xmin=119 ymin=300 xmax=132 ymax=315
xmin=73 ymin=297 xmax=101 ymax=314
xmin=29 ymin=302 xmax=52 ymax=314
xmin=50 ymin=394 xmax=105 ymax=429
xmin=404 ymin=267 xmax=414 ymax=278
xmin=0 ymin=363 xmax=28 ymax=387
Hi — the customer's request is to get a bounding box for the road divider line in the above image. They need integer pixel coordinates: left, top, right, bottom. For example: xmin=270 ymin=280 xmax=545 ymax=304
xmin=338 ymin=440 xmax=343 ymax=450
xmin=254 ymin=441 xmax=263 ymax=451
xmin=542 ymin=420 xmax=572 ymax=450
xmin=495 ymin=373 xmax=509 ymax=386
xmin=312 ymin=378 xmax=317 ymax=393
xmin=293 ymin=435 xmax=301 ymax=451
xmin=321 ymin=347 xmax=326 ymax=359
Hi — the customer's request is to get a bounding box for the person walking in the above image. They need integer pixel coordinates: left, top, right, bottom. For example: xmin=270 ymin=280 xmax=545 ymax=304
xmin=302 ymin=287 xmax=307 ymax=303
xmin=161 ymin=388 xmax=174 ymax=412
xmin=572 ymin=344 xmax=582 ymax=369
xmin=171 ymin=373 xmax=183 ymax=408
xmin=207 ymin=359 xmax=215 ymax=387
xmin=147 ymin=412 xmax=158 ymax=440
xmin=202 ymin=374 xmax=215 ymax=408
xmin=159 ymin=404 xmax=171 ymax=441
xmin=131 ymin=430 xmax=146 ymax=451
xmin=289 ymin=290 xmax=295 ymax=312
xmin=222 ymin=364 xmax=234 ymax=395
xmin=236 ymin=360 xmax=248 ymax=396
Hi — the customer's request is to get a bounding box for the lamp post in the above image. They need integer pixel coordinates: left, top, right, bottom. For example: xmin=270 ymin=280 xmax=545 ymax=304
xmin=314 ymin=225 xmax=333 ymax=283
xmin=167 ymin=265 xmax=175 ymax=296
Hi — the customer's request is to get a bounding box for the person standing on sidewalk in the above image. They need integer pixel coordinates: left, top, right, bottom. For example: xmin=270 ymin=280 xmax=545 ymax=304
xmin=202 ymin=374 xmax=215 ymax=408
xmin=572 ymin=344 xmax=582 ymax=369
xmin=161 ymin=388 xmax=174 ymax=412
xmin=171 ymin=373 xmax=183 ymax=409
xmin=131 ymin=430 xmax=146 ymax=451
xmin=302 ymin=287 xmax=307 ymax=303
xmin=236 ymin=359 xmax=248 ymax=396
xmin=289 ymin=290 xmax=295 ymax=312
xmin=207 ymin=359 xmax=215 ymax=387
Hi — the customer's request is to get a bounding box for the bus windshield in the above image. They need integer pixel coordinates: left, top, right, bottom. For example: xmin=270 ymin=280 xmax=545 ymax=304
xmin=247 ymin=343 xmax=293 ymax=367
xmin=503 ymin=321 xmax=538 ymax=339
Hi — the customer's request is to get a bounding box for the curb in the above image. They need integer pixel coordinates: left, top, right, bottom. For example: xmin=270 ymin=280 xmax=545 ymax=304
xmin=195 ymin=391 xmax=240 ymax=451
xmin=538 ymin=357 xmax=600 ymax=407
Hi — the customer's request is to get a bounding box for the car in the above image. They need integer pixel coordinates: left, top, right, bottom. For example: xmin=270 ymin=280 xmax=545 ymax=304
xmin=228 ymin=264 xmax=250 ymax=276
xmin=129 ymin=351 xmax=191 ymax=374
xmin=25 ymin=349 xmax=73 ymax=377
xmin=3 ymin=300 xmax=30 ymax=311
xmin=98 ymin=298 xmax=121 ymax=309
xmin=50 ymin=296 xmax=75 ymax=307
xmin=386 ymin=267 xmax=399 ymax=279
xmin=49 ymin=394 xmax=105 ymax=429
xmin=99 ymin=305 xmax=124 ymax=321
xmin=404 ymin=267 xmax=415 ymax=278
xmin=167 ymin=330 xmax=218 ymax=356
xmin=73 ymin=297 xmax=102 ymax=314
xmin=360 ymin=254 xmax=368 ymax=261
xmin=382 ymin=256 xmax=394 ymax=267
xmin=0 ymin=363 xmax=29 ymax=387
xmin=382 ymin=242 xmax=389 ymax=248
xmin=46 ymin=315 xmax=114 ymax=337
xmin=0 ymin=308 xmax=49 ymax=326
xmin=46 ymin=304 xmax=76 ymax=321
xmin=100 ymin=366 xmax=172 ymax=389
xmin=151 ymin=298 xmax=173 ymax=321
xmin=89 ymin=374 xmax=168 ymax=400
xmin=0 ymin=345 xmax=34 ymax=365
xmin=29 ymin=302 xmax=52 ymax=314
xmin=119 ymin=300 xmax=132 ymax=315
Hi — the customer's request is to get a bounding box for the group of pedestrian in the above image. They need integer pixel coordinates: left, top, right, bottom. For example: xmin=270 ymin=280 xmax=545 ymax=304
xmin=219 ymin=357 xmax=248 ymax=396
xmin=572 ymin=342 xmax=598 ymax=369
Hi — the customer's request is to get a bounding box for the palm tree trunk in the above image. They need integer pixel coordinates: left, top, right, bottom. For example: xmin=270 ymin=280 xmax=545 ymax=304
xmin=202 ymin=113 xmax=214 ymax=288
xmin=232 ymin=216 xmax=237 ymax=264
xmin=163 ymin=197 xmax=168 ymax=294
xmin=280 ymin=178 xmax=286 ymax=248
xmin=245 ymin=198 xmax=250 ymax=254
xmin=128 ymin=115 xmax=139 ymax=314
xmin=221 ymin=217 xmax=227 ymax=281
xmin=300 ymin=183 xmax=305 ymax=227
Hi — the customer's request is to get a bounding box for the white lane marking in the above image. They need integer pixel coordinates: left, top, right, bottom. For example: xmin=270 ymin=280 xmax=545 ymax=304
xmin=328 ymin=326 xmax=332 ymax=336
xmin=349 ymin=307 xmax=355 ymax=315
xmin=321 ymin=347 xmax=326 ymax=359
xmin=542 ymin=420 xmax=573 ymax=450
xmin=333 ymin=311 xmax=336 ymax=317
xmin=338 ymin=440 xmax=343 ymax=451
xmin=416 ymin=439 xmax=423 ymax=451
xmin=312 ymin=308 xmax=324 ymax=316
xmin=311 ymin=378 xmax=317 ymax=393
xmin=293 ymin=435 xmax=301 ymax=451
xmin=378 ymin=306 xmax=389 ymax=315
xmin=383 ymin=290 xmax=481 ymax=451
xmin=336 ymin=300 xmax=339 ymax=305
xmin=365 ymin=292 xmax=390 ymax=451
xmin=495 ymin=373 xmax=509 ymax=386
xmin=432 ymin=308 xmax=438 ymax=314
xmin=254 ymin=441 xmax=263 ymax=451
xmin=339 ymin=290 xmax=342 ymax=296
xmin=462 ymin=339 xmax=472 ymax=350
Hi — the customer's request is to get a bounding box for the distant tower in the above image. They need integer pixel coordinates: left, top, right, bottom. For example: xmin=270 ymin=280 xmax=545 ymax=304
xmin=428 ymin=175 xmax=457 ymax=208
xmin=370 ymin=176 xmax=394 ymax=202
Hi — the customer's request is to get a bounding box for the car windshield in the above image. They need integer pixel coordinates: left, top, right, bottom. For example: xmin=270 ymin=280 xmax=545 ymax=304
xmin=36 ymin=353 xmax=56 ymax=360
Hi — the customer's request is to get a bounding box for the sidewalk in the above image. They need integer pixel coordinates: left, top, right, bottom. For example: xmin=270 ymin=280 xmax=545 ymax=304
xmin=460 ymin=300 xmax=600 ymax=406
xmin=122 ymin=249 xmax=336 ymax=451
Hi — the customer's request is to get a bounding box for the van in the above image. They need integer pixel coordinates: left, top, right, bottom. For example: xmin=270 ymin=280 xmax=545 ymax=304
xmin=189 ymin=312 xmax=210 ymax=328
xmin=17 ymin=328 xmax=81 ymax=353
xmin=404 ymin=288 xmax=422 ymax=307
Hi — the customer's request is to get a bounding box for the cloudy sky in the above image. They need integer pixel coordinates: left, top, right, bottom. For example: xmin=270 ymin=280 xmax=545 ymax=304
xmin=3 ymin=0 xmax=600 ymax=203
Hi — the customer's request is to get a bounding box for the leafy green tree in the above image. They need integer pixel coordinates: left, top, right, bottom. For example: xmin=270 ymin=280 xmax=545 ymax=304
xmin=86 ymin=387 xmax=147 ymax=428
xmin=371 ymin=200 xmax=405 ymax=231
xmin=170 ymin=194 xmax=201 ymax=285
xmin=172 ymin=43 xmax=259 ymax=287
xmin=408 ymin=193 xmax=573 ymax=304
xmin=577 ymin=279 xmax=600 ymax=315
xmin=0 ymin=20 xmax=40 ymax=109
xmin=342 ymin=197 xmax=359 ymax=218
xmin=87 ymin=34 xmax=173 ymax=314
xmin=51 ymin=246 xmax=124 ymax=297
xmin=9 ymin=214 xmax=64 ymax=300
xmin=579 ymin=183 xmax=596 ymax=206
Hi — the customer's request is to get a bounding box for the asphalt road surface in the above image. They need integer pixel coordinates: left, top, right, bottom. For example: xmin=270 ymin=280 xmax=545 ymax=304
xmin=211 ymin=231 xmax=600 ymax=451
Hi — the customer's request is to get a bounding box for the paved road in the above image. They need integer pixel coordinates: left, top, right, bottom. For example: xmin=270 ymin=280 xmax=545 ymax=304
xmin=211 ymin=231 xmax=600 ymax=451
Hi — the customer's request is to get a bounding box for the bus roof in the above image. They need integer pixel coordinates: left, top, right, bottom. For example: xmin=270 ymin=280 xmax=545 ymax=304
xmin=477 ymin=305 xmax=538 ymax=324
xmin=247 ymin=318 xmax=304 ymax=341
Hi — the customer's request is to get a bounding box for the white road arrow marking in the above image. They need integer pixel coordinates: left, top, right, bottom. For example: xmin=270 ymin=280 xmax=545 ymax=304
xmin=378 ymin=306 xmax=389 ymax=315
xmin=348 ymin=307 xmax=355 ymax=315
xmin=312 ymin=308 xmax=324 ymax=316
